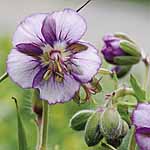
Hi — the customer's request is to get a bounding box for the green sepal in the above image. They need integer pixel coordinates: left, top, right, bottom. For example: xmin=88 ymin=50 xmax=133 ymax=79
xmin=130 ymin=74 xmax=146 ymax=102
xmin=12 ymin=97 xmax=28 ymax=150
xmin=84 ymin=111 xmax=103 ymax=147
xmin=69 ymin=110 xmax=94 ymax=131
xmin=120 ymin=41 xmax=141 ymax=57
xmin=114 ymin=56 xmax=140 ymax=65
xmin=114 ymin=33 xmax=135 ymax=43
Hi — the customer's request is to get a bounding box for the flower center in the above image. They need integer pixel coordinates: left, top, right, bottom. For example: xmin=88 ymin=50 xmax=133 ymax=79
xmin=40 ymin=43 xmax=68 ymax=83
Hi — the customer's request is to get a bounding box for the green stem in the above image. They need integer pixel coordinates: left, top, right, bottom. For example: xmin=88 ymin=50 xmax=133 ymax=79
xmin=112 ymin=87 xmax=135 ymax=104
xmin=102 ymin=142 xmax=117 ymax=150
xmin=39 ymin=101 xmax=49 ymax=150
xmin=143 ymin=64 xmax=150 ymax=91
xmin=0 ymin=72 xmax=8 ymax=83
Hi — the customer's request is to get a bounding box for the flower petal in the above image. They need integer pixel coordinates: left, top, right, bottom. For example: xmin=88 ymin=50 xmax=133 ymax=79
xmin=132 ymin=109 xmax=150 ymax=128
xmin=13 ymin=13 xmax=47 ymax=46
xmin=70 ymin=41 xmax=101 ymax=83
xmin=36 ymin=74 xmax=80 ymax=104
xmin=7 ymin=49 xmax=41 ymax=88
xmin=136 ymin=103 xmax=150 ymax=110
xmin=41 ymin=9 xmax=86 ymax=46
xmin=136 ymin=132 xmax=150 ymax=150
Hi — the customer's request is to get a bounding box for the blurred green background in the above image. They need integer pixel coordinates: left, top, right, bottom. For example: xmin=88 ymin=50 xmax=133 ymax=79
xmin=0 ymin=0 xmax=149 ymax=150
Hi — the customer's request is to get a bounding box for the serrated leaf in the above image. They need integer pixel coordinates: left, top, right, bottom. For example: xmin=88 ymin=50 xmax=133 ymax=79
xmin=118 ymin=126 xmax=136 ymax=150
xmin=12 ymin=97 xmax=28 ymax=150
xmin=130 ymin=75 xmax=146 ymax=102
xmin=120 ymin=41 xmax=141 ymax=57
xmin=114 ymin=56 xmax=140 ymax=65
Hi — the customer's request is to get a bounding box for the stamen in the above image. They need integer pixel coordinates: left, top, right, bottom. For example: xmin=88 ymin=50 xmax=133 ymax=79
xmin=55 ymin=72 xmax=64 ymax=83
xmin=43 ymin=70 xmax=52 ymax=81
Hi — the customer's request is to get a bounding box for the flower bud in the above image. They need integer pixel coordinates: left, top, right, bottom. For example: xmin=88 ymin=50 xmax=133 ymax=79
xmin=84 ymin=111 xmax=103 ymax=147
xmin=106 ymin=138 xmax=122 ymax=148
xmin=69 ymin=110 xmax=94 ymax=131
xmin=101 ymin=33 xmax=141 ymax=65
xmin=100 ymin=107 xmax=122 ymax=139
xmin=111 ymin=65 xmax=131 ymax=78
xmin=120 ymin=120 xmax=129 ymax=138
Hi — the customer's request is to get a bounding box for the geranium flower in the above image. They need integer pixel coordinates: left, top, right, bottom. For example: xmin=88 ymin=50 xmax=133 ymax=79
xmin=7 ymin=9 xmax=101 ymax=104
xmin=132 ymin=103 xmax=150 ymax=150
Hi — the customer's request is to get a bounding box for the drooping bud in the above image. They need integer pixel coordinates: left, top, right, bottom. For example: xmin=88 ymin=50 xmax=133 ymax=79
xmin=69 ymin=110 xmax=94 ymax=131
xmin=101 ymin=33 xmax=141 ymax=65
xmin=84 ymin=111 xmax=103 ymax=147
xmin=100 ymin=106 xmax=122 ymax=139
xmin=111 ymin=65 xmax=131 ymax=78
xmin=120 ymin=120 xmax=129 ymax=138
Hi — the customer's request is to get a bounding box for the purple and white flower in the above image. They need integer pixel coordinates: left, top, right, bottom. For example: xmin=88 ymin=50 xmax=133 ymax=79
xmin=132 ymin=103 xmax=150 ymax=150
xmin=7 ymin=9 xmax=101 ymax=104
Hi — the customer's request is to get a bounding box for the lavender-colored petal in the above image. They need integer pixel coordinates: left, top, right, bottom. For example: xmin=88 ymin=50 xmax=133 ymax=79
xmin=71 ymin=41 xmax=101 ymax=83
xmin=136 ymin=132 xmax=150 ymax=150
xmin=36 ymin=74 xmax=80 ymax=104
xmin=41 ymin=9 xmax=86 ymax=46
xmin=7 ymin=49 xmax=41 ymax=88
xmin=136 ymin=103 xmax=150 ymax=110
xmin=32 ymin=67 xmax=48 ymax=87
xmin=13 ymin=13 xmax=48 ymax=47
xmin=16 ymin=43 xmax=43 ymax=57
xmin=132 ymin=109 xmax=150 ymax=128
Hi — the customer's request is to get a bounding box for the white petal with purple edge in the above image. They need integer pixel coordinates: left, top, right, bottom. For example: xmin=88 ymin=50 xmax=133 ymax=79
xmin=41 ymin=9 xmax=86 ymax=45
xmin=136 ymin=132 xmax=150 ymax=150
xmin=7 ymin=49 xmax=41 ymax=88
xmin=36 ymin=74 xmax=80 ymax=104
xmin=71 ymin=41 xmax=101 ymax=83
xmin=132 ymin=109 xmax=150 ymax=128
xmin=13 ymin=13 xmax=48 ymax=46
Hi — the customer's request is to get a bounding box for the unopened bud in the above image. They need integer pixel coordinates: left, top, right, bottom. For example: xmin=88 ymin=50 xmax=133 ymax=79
xmin=84 ymin=111 xmax=103 ymax=147
xmin=69 ymin=110 xmax=94 ymax=131
xmin=100 ymin=107 xmax=122 ymax=139
xmin=111 ymin=65 xmax=131 ymax=78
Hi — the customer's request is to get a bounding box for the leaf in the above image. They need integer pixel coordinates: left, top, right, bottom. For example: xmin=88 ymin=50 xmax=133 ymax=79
xmin=114 ymin=56 xmax=140 ymax=65
xmin=118 ymin=126 xmax=136 ymax=150
xmin=20 ymin=90 xmax=36 ymax=120
xmin=12 ymin=97 xmax=28 ymax=150
xmin=130 ymin=75 xmax=146 ymax=102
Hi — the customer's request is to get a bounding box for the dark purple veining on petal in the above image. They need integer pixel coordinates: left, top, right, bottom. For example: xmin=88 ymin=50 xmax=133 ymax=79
xmin=41 ymin=15 xmax=57 ymax=47
xmin=32 ymin=66 xmax=48 ymax=87
xmin=16 ymin=43 xmax=43 ymax=57
xmin=136 ymin=127 xmax=150 ymax=134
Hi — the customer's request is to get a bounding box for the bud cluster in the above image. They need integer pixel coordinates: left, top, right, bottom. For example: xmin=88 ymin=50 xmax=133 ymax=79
xmin=69 ymin=106 xmax=129 ymax=148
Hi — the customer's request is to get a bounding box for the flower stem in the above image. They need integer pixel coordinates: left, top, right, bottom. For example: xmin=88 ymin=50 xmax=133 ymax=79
xmin=76 ymin=0 xmax=92 ymax=12
xmin=143 ymin=64 xmax=150 ymax=91
xmin=0 ymin=72 xmax=8 ymax=83
xmin=39 ymin=101 xmax=49 ymax=150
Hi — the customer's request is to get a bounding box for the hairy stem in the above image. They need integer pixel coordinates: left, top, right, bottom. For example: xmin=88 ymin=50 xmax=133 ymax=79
xmin=0 ymin=72 xmax=8 ymax=83
xmin=39 ymin=101 xmax=49 ymax=150
xmin=143 ymin=64 xmax=150 ymax=91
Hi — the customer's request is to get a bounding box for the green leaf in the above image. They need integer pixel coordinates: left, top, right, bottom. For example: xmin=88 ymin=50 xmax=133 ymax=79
xmin=120 ymin=41 xmax=141 ymax=57
xmin=130 ymin=75 xmax=146 ymax=102
xmin=12 ymin=97 xmax=28 ymax=150
xmin=20 ymin=90 xmax=36 ymax=120
xmin=114 ymin=56 xmax=140 ymax=65
xmin=118 ymin=126 xmax=136 ymax=150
